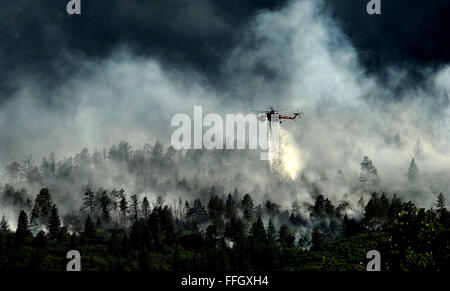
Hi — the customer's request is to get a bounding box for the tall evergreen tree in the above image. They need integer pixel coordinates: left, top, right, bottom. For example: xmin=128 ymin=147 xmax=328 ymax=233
xmin=16 ymin=210 xmax=30 ymax=242
xmin=130 ymin=194 xmax=139 ymax=222
xmin=359 ymin=156 xmax=379 ymax=185
xmin=0 ymin=214 xmax=10 ymax=232
xmin=225 ymin=194 xmax=235 ymax=219
xmin=208 ymin=195 xmax=224 ymax=221
xmin=407 ymin=158 xmax=419 ymax=181
xmin=99 ymin=191 xmax=112 ymax=224
xmin=34 ymin=188 xmax=52 ymax=223
xmin=265 ymin=220 xmax=280 ymax=270
xmin=388 ymin=193 xmax=402 ymax=221
xmin=436 ymin=193 xmax=449 ymax=226
xmin=119 ymin=196 xmax=128 ymax=228
xmin=364 ymin=192 xmax=382 ymax=228
xmin=81 ymin=188 xmax=96 ymax=216
xmin=311 ymin=227 xmax=325 ymax=251
xmin=241 ymin=194 xmax=254 ymax=222
xmin=278 ymin=224 xmax=295 ymax=248
xmin=142 ymin=197 xmax=150 ymax=220
xmin=250 ymin=217 xmax=267 ymax=248
xmin=48 ymin=204 xmax=61 ymax=240
xmin=436 ymin=193 xmax=446 ymax=212
xmin=267 ymin=219 xmax=277 ymax=246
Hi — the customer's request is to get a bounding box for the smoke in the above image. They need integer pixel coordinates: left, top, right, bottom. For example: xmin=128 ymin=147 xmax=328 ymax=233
xmin=1 ymin=0 xmax=450 ymax=223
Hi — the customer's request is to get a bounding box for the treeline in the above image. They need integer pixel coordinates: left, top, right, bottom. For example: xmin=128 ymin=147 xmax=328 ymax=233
xmin=2 ymin=140 xmax=424 ymax=199
xmin=0 ymin=186 xmax=449 ymax=271
xmin=2 ymin=140 xmax=230 ymax=185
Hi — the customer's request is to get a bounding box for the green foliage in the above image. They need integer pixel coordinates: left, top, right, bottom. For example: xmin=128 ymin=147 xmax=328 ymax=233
xmin=1 ymin=188 xmax=449 ymax=271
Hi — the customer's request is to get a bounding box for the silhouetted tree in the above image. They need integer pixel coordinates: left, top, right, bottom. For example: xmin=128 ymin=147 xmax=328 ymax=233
xmin=360 ymin=156 xmax=379 ymax=185
xmin=130 ymin=195 xmax=139 ymax=222
xmin=119 ymin=195 xmax=128 ymax=228
xmin=34 ymin=188 xmax=52 ymax=224
xmin=278 ymin=224 xmax=295 ymax=248
xmin=99 ymin=191 xmax=112 ymax=224
xmin=241 ymin=194 xmax=254 ymax=222
xmin=311 ymin=227 xmax=325 ymax=251
xmin=81 ymin=188 xmax=96 ymax=216
xmin=0 ymin=214 xmax=10 ymax=232
xmin=16 ymin=210 xmax=30 ymax=243
xmin=208 ymin=195 xmax=224 ymax=221
xmin=142 ymin=197 xmax=150 ymax=220
xmin=436 ymin=193 xmax=449 ymax=226
xmin=48 ymin=204 xmax=61 ymax=240
xmin=84 ymin=215 xmax=96 ymax=239
xmin=408 ymin=159 xmax=419 ymax=181
xmin=224 ymin=194 xmax=235 ymax=220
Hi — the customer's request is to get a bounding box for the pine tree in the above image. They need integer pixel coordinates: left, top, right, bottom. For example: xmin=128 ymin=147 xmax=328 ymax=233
xmin=241 ymin=194 xmax=254 ymax=222
xmin=379 ymin=192 xmax=390 ymax=220
xmin=278 ymin=224 xmax=295 ymax=248
xmin=267 ymin=219 xmax=277 ymax=246
xmin=0 ymin=214 xmax=10 ymax=232
xmin=388 ymin=193 xmax=402 ymax=221
xmin=81 ymin=188 xmax=96 ymax=216
xmin=34 ymin=188 xmax=52 ymax=223
xmin=208 ymin=195 xmax=224 ymax=221
xmin=224 ymin=194 xmax=235 ymax=220
xmin=225 ymin=216 xmax=245 ymax=242
xmin=407 ymin=158 xmax=419 ymax=181
xmin=99 ymin=191 xmax=112 ymax=224
xmin=311 ymin=195 xmax=326 ymax=218
xmin=250 ymin=217 xmax=266 ymax=246
xmin=48 ymin=204 xmax=61 ymax=240
xmin=16 ymin=210 xmax=30 ymax=242
xmin=364 ymin=192 xmax=381 ymax=228
xmin=249 ymin=217 xmax=267 ymax=269
xmin=142 ymin=197 xmax=150 ymax=220
xmin=311 ymin=227 xmax=325 ymax=251
xmin=130 ymin=194 xmax=139 ymax=222
xmin=436 ymin=193 xmax=446 ymax=211
xmin=436 ymin=193 xmax=449 ymax=225
xmin=119 ymin=196 xmax=128 ymax=228
xmin=359 ymin=156 xmax=379 ymax=185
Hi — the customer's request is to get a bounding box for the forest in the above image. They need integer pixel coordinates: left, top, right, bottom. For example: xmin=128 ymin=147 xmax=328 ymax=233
xmin=0 ymin=140 xmax=449 ymax=271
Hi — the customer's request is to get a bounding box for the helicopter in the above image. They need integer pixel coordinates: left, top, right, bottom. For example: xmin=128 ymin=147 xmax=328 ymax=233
xmin=251 ymin=107 xmax=303 ymax=123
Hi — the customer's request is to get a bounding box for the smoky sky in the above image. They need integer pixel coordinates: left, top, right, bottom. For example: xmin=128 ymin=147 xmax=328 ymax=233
xmin=0 ymin=0 xmax=288 ymax=97
xmin=1 ymin=0 xmax=450 ymax=101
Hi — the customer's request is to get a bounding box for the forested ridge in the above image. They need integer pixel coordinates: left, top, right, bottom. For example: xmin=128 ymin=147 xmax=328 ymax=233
xmin=0 ymin=141 xmax=449 ymax=271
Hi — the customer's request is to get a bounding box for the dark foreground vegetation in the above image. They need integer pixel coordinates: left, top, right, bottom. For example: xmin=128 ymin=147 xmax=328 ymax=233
xmin=0 ymin=188 xmax=449 ymax=271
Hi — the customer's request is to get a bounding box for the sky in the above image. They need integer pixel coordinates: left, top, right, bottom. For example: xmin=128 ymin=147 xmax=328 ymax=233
xmin=0 ymin=0 xmax=450 ymax=209
xmin=2 ymin=0 xmax=450 ymax=97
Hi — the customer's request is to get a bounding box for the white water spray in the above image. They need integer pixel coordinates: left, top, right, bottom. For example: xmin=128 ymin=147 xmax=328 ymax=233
xmin=269 ymin=123 xmax=303 ymax=181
